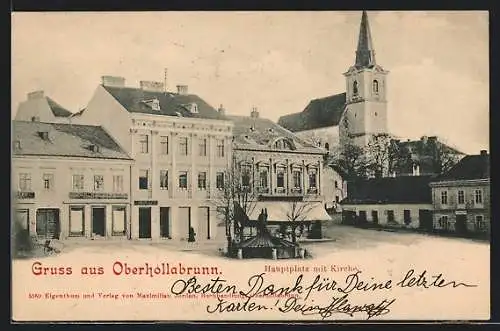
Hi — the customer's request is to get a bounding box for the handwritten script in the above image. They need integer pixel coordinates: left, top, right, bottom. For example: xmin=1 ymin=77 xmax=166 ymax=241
xmin=170 ymin=269 xmax=477 ymax=320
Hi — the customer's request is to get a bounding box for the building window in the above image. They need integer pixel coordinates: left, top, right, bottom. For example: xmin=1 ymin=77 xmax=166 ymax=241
xmin=373 ymin=80 xmax=379 ymax=93
xmin=292 ymin=170 xmax=301 ymax=189
xmin=458 ymin=190 xmax=465 ymax=205
xmin=475 ymin=215 xmax=486 ymax=231
xmin=309 ymin=171 xmax=317 ymax=188
xmin=69 ymin=206 xmax=85 ymax=236
xmin=276 ymin=168 xmax=285 ymax=188
xmin=198 ymin=172 xmax=207 ymax=190
xmin=19 ymin=173 xmax=31 ymax=191
xmin=217 ymin=139 xmax=225 ymax=158
xmin=113 ymin=175 xmax=124 ymax=192
xmin=259 ymin=168 xmax=268 ymax=189
xmin=139 ymin=170 xmax=149 ymax=190
xmin=112 ymin=206 xmax=126 ymax=236
xmin=139 ymin=134 xmax=149 ymax=153
xmin=94 ymin=175 xmax=104 ymax=191
xmin=439 ymin=215 xmax=449 ymax=230
xmin=216 ymin=172 xmax=224 ymax=190
xmin=160 ymin=136 xmax=169 ymax=155
xmin=199 ymin=138 xmax=207 ymax=157
xmin=335 ymin=196 xmax=340 ymax=203
xmin=475 ymin=189 xmax=483 ymax=204
xmin=179 ymin=137 xmax=189 ymax=156
xmin=43 ymin=173 xmax=54 ymax=190
xmin=178 ymin=171 xmax=188 ymax=189
xmin=353 ymin=80 xmax=358 ymax=95
xmin=241 ymin=165 xmax=251 ymax=188
xmin=160 ymin=170 xmax=168 ymax=190
xmin=334 ymin=180 xmax=338 ymax=189
xmin=72 ymin=174 xmax=84 ymax=191
xmin=441 ymin=191 xmax=448 ymax=205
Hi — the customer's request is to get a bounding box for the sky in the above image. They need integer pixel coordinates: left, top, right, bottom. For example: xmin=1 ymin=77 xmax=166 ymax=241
xmin=11 ymin=11 xmax=489 ymax=154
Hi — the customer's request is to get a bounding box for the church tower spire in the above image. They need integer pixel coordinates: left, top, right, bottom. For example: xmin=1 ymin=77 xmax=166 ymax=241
xmin=355 ymin=10 xmax=376 ymax=68
xmin=341 ymin=10 xmax=389 ymax=151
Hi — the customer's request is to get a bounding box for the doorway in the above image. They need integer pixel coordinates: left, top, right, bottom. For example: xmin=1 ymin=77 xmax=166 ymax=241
xmin=198 ymin=207 xmax=210 ymax=240
xmin=178 ymin=207 xmax=191 ymax=239
xmin=139 ymin=207 xmax=152 ymax=239
xmin=419 ymin=209 xmax=433 ymax=231
xmin=455 ymin=214 xmax=468 ymax=235
xmin=92 ymin=207 xmax=106 ymax=237
xmin=36 ymin=209 xmax=60 ymax=239
xmin=371 ymin=210 xmax=379 ymax=224
xmin=160 ymin=207 xmax=170 ymax=238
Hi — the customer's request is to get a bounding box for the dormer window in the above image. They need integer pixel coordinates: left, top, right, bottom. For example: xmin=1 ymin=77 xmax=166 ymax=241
xmin=89 ymin=144 xmax=100 ymax=153
xmin=190 ymin=103 xmax=199 ymax=113
xmin=142 ymin=98 xmax=160 ymax=111
xmin=151 ymin=99 xmax=160 ymax=111
xmin=38 ymin=131 xmax=50 ymax=141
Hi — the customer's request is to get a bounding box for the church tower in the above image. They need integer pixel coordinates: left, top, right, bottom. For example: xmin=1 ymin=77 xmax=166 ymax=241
xmin=341 ymin=11 xmax=389 ymax=148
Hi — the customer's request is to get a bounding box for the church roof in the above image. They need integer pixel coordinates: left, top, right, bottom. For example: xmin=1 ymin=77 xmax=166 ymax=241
xmin=277 ymin=92 xmax=346 ymax=132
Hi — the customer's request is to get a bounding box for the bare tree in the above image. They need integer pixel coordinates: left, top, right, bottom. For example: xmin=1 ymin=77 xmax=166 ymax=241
xmin=279 ymin=200 xmax=315 ymax=243
xmin=211 ymin=157 xmax=259 ymax=249
xmin=430 ymin=142 xmax=462 ymax=175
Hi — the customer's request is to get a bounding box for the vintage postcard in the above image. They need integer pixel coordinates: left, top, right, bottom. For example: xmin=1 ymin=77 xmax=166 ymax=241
xmin=11 ymin=11 xmax=490 ymax=322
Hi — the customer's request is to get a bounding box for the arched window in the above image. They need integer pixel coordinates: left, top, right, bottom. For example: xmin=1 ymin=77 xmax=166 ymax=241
xmin=325 ymin=142 xmax=330 ymax=150
xmin=353 ymin=81 xmax=358 ymax=95
xmin=373 ymin=80 xmax=379 ymax=93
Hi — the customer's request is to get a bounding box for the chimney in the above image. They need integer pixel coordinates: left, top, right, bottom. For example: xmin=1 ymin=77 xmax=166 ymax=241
xmin=480 ymin=150 xmax=488 ymax=156
xmin=176 ymin=85 xmax=189 ymax=95
xmin=217 ymin=104 xmax=226 ymax=116
xmin=27 ymin=91 xmax=44 ymax=100
xmin=101 ymin=76 xmax=126 ymax=87
xmin=250 ymin=107 xmax=259 ymax=119
xmin=140 ymin=80 xmax=164 ymax=92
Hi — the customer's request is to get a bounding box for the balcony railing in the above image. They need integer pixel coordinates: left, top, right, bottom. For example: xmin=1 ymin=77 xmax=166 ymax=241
xmin=257 ymin=187 xmax=270 ymax=194
xmin=307 ymin=187 xmax=318 ymax=194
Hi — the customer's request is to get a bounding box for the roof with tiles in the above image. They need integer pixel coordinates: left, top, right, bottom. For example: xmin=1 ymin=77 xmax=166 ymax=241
xmin=46 ymin=97 xmax=73 ymax=117
xmin=341 ymin=175 xmax=434 ymax=205
xmin=434 ymin=152 xmax=490 ymax=182
xmin=277 ymin=92 xmax=346 ymax=132
xmin=228 ymin=114 xmax=325 ymax=154
xmin=12 ymin=120 xmax=131 ymax=160
xmin=102 ymin=85 xmax=228 ymax=121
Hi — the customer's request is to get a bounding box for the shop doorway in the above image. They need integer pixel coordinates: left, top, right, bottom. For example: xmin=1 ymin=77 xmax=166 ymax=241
xmin=139 ymin=207 xmax=152 ymax=239
xmin=160 ymin=207 xmax=170 ymax=238
xmin=92 ymin=207 xmax=106 ymax=237
xmin=36 ymin=209 xmax=60 ymax=239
